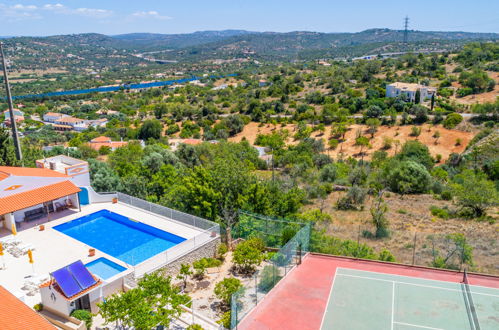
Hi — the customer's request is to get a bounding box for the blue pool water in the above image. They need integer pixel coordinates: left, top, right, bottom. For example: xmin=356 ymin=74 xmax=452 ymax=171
xmin=85 ymin=257 xmax=127 ymax=280
xmin=54 ymin=210 xmax=186 ymax=265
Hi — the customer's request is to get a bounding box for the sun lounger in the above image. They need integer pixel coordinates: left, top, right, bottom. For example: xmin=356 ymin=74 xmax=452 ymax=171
xmin=18 ymin=243 xmax=35 ymax=254
xmin=0 ymin=236 xmax=21 ymax=246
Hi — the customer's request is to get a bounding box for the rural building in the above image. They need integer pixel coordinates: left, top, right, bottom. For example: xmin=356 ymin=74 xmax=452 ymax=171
xmin=42 ymin=112 xmax=68 ymax=123
xmin=3 ymin=109 xmax=24 ymax=126
xmin=87 ymin=136 xmax=131 ymax=151
xmin=386 ymin=82 xmax=436 ymax=103
xmin=35 ymin=155 xmax=91 ymax=187
xmin=0 ymin=166 xmax=82 ymax=234
xmin=54 ymin=116 xmax=85 ymax=128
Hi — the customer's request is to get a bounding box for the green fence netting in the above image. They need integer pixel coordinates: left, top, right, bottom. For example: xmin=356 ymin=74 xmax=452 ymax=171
xmin=230 ymin=211 xmax=310 ymax=329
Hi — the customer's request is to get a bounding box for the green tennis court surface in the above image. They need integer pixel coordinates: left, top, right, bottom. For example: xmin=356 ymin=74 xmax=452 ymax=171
xmin=322 ymin=268 xmax=499 ymax=330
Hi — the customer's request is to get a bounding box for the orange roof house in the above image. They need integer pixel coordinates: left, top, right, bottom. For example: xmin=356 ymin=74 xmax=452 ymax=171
xmin=0 ymin=285 xmax=56 ymax=330
xmin=0 ymin=180 xmax=80 ymax=215
xmin=88 ymin=136 xmax=131 ymax=151
xmin=3 ymin=109 xmax=24 ymax=126
xmin=0 ymin=165 xmax=82 ymax=230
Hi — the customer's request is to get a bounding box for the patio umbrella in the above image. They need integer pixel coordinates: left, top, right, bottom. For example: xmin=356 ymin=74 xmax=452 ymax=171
xmin=11 ymin=223 xmax=17 ymax=236
xmin=27 ymin=249 xmax=34 ymax=273
xmin=0 ymin=242 xmax=4 ymax=269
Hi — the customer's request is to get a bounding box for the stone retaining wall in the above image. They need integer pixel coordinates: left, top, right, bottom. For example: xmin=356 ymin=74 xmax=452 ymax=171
xmin=125 ymin=237 xmax=221 ymax=287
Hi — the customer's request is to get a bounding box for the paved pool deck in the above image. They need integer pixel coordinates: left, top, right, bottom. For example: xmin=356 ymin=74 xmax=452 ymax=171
xmin=0 ymin=202 xmax=204 ymax=308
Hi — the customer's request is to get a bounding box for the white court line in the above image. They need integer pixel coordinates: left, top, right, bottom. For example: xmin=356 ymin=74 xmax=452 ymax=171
xmin=393 ymin=321 xmax=444 ymax=330
xmin=336 ymin=267 xmax=499 ymax=293
xmin=319 ymin=269 xmax=338 ymax=330
xmin=335 ymin=273 xmax=499 ymax=298
xmin=391 ymin=281 xmax=395 ymax=330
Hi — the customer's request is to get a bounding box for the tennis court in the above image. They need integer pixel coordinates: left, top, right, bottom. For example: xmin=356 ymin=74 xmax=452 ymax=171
xmin=238 ymin=254 xmax=499 ymax=330
xmin=322 ymin=267 xmax=499 ymax=330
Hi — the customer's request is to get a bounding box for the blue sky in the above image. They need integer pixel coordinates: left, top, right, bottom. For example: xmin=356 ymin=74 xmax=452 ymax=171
xmin=1 ymin=0 xmax=498 ymax=36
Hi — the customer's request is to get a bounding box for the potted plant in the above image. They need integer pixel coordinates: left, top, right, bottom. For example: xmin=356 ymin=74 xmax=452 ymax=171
xmin=89 ymin=248 xmax=96 ymax=257
xmin=112 ymin=197 xmax=118 ymax=204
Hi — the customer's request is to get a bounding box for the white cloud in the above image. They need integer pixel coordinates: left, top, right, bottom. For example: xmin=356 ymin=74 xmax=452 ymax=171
xmin=12 ymin=4 xmax=37 ymax=10
xmin=131 ymin=11 xmax=171 ymax=20
xmin=74 ymin=8 xmax=113 ymax=18
xmin=43 ymin=3 xmax=64 ymax=11
xmin=0 ymin=3 xmax=42 ymax=21
xmin=43 ymin=3 xmax=113 ymax=18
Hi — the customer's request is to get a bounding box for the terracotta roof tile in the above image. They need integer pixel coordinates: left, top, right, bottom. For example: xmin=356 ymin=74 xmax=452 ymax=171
xmin=0 ymin=285 xmax=56 ymax=330
xmin=0 ymin=166 xmax=69 ymax=178
xmin=91 ymin=136 xmax=112 ymax=143
xmin=88 ymin=141 xmax=128 ymax=150
xmin=0 ymin=180 xmax=81 ymax=214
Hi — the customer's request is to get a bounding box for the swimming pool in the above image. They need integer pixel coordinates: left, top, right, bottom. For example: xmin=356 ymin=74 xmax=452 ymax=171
xmin=85 ymin=257 xmax=127 ymax=280
xmin=54 ymin=210 xmax=186 ymax=265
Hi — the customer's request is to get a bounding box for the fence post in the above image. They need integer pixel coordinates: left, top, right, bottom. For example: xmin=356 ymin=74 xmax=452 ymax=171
xmin=255 ymin=272 xmax=258 ymax=304
xmin=412 ymin=232 xmax=417 ymax=265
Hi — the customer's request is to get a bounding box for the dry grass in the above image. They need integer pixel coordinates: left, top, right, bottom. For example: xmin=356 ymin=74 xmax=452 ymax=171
xmin=229 ymin=122 xmax=475 ymax=162
xmin=306 ymin=192 xmax=499 ymax=275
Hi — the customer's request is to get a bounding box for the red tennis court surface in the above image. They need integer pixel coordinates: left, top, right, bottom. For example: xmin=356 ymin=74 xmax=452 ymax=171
xmin=237 ymin=254 xmax=499 ymax=330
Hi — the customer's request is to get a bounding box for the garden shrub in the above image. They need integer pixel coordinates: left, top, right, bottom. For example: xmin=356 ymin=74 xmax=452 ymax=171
xmin=430 ymin=206 xmax=450 ymax=219
xmin=443 ymin=113 xmax=463 ymax=129
xmin=71 ymin=309 xmax=93 ymax=329
xmin=389 ymin=161 xmax=432 ymax=194
xmin=215 ymin=278 xmax=243 ymax=306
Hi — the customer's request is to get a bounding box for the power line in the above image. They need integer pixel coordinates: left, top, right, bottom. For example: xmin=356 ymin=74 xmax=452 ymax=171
xmin=0 ymin=42 xmax=23 ymax=162
xmin=403 ymin=16 xmax=409 ymax=43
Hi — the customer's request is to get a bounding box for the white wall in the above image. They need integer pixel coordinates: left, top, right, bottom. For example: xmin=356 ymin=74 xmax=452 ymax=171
xmin=40 ymin=286 xmax=72 ymax=316
xmin=86 ymin=186 xmax=116 ymax=203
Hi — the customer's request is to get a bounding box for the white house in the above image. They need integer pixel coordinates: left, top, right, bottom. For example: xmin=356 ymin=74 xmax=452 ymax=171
xmin=3 ymin=109 xmax=24 ymax=126
xmin=0 ymin=166 xmax=81 ymax=233
xmin=386 ymin=82 xmax=437 ymax=103
xmin=35 ymin=155 xmax=91 ymax=187
xmin=43 ymin=112 xmax=67 ymax=123
xmin=54 ymin=117 xmax=85 ymax=128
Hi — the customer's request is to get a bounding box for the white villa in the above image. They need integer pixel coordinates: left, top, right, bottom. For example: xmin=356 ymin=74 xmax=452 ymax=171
xmin=386 ymin=82 xmax=437 ymax=103
xmin=0 ymin=155 xmax=220 ymax=328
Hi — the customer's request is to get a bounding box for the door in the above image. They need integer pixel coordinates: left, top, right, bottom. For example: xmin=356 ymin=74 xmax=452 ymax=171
xmin=75 ymin=294 xmax=91 ymax=311
xmin=78 ymin=187 xmax=89 ymax=205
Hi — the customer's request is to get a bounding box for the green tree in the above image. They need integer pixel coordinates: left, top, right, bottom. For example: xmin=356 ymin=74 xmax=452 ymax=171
xmin=138 ymin=119 xmax=163 ymax=140
xmin=443 ymin=113 xmax=463 ymax=129
xmin=98 ymin=272 xmax=188 ymax=329
xmin=389 ymin=161 xmax=431 ymax=194
xmin=214 ymin=277 xmax=243 ymax=306
xmin=365 ymin=118 xmax=380 ymax=138
xmin=0 ymin=127 xmax=18 ymax=166
xmin=177 ymin=264 xmax=192 ymax=290
xmin=431 ymin=233 xmax=474 ymax=270
xmin=233 ymin=239 xmax=265 ymax=273
xmin=355 ymin=136 xmax=370 ymax=160
xmin=452 ymin=170 xmax=498 ymax=217
xmin=396 ymin=141 xmax=434 ymax=169
xmin=370 ymin=191 xmax=389 ymax=238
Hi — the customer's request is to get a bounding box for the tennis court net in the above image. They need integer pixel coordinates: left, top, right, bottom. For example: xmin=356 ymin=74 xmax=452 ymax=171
xmin=462 ymin=269 xmax=481 ymax=330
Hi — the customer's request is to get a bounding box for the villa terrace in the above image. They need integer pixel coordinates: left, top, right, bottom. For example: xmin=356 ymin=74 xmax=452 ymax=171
xmin=0 ymin=195 xmax=219 ymax=312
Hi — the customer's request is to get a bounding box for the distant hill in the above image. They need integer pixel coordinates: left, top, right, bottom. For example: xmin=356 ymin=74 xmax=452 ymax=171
xmin=1 ymin=29 xmax=497 ymax=70
xmin=140 ymin=29 xmax=498 ymax=61
xmin=113 ymin=30 xmax=255 ymax=50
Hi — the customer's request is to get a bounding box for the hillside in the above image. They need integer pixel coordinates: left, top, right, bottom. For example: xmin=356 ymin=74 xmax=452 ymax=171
xmin=1 ymin=29 xmax=497 ymax=72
